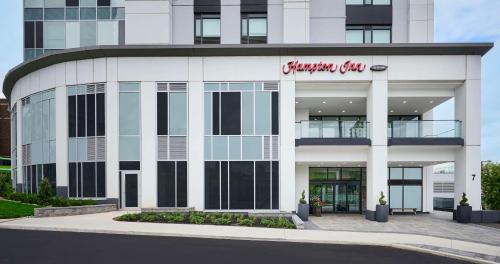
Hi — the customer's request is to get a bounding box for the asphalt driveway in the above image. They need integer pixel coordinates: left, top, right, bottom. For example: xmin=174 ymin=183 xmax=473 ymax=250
xmin=0 ymin=229 xmax=469 ymax=264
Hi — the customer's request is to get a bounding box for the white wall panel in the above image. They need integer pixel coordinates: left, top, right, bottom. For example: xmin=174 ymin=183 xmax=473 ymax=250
xmin=203 ymin=57 xmax=281 ymax=81
xmin=388 ymin=56 xmax=466 ymax=81
xmin=117 ymin=57 xmax=188 ymax=81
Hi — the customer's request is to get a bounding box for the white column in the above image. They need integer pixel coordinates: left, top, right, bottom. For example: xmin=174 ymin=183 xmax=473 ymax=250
xmin=295 ymin=164 xmax=309 ymax=210
xmin=140 ymin=82 xmax=156 ymax=208
xmin=283 ymin=0 xmax=309 ymax=43
xmin=188 ymin=81 xmax=204 ymax=210
xmin=366 ymin=56 xmax=388 ymax=217
xmin=454 ymin=56 xmax=482 ymax=210
xmin=221 ymin=0 xmax=240 ymax=44
xmin=55 ymin=86 xmax=68 ymax=196
xmin=280 ymin=80 xmax=296 ymax=212
xmin=106 ymin=81 xmax=119 ymax=199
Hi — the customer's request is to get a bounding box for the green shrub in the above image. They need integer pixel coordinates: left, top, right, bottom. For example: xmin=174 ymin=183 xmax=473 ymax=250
xmin=37 ymin=178 xmax=52 ymax=205
xmin=65 ymin=199 xmax=97 ymax=206
xmin=260 ymin=217 xmax=295 ymax=229
xmin=165 ymin=213 xmax=185 ymax=223
xmin=482 ymin=162 xmax=500 ymax=210
xmin=49 ymin=196 xmax=70 ymax=207
xmin=140 ymin=213 xmax=160 ymax=222
xmin=236 ymin=215 xmax=256 ymax=227
xmin=116 ymin=213 xmax=140 ymax=222
xmin=7 ymin=192 xmax=39 ymax=205
xmin=189 ymin=212 xmax=206 ymax=224
xmin=0 ymin=174 xmax=14 ymax=197
xmin=208 ymin=213 xmax=232 ymax=225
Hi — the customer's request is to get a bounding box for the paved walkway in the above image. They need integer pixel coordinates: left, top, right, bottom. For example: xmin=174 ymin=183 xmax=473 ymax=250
xmin=0 ymin=211 xmax=499 ymax=263
xmin=307 ymin=211 xmax=500 ymax=246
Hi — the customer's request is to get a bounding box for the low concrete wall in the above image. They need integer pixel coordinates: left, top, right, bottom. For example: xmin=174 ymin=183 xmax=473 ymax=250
xmin=141 ymin=207 xmax=195 ymax=213
xmin=453 ymin=210 xmax=500 ymax=223
xmin=35 ymin=204 xmax=117 ymax=218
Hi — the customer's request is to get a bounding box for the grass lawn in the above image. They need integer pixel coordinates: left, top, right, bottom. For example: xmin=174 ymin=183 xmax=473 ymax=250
xmin=0 ymin=200 xmax=39 ymax=219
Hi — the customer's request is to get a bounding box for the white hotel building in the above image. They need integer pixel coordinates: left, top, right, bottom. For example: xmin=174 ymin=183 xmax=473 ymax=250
xmin=3 ymin=0 xmax=492 ymax=220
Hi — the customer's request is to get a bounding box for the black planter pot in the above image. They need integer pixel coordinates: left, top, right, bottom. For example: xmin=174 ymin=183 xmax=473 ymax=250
xmin=376 ymin=204 xmax=389 ymax=222
xmin=456 ymin=205 xmax=472 ymax=223
xmin=297 ymin=203 xmax=309 ymax=221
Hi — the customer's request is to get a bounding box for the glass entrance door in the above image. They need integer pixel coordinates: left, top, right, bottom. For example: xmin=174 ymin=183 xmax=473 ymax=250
xmin=310 ymin=182 xmax=361 ymax=213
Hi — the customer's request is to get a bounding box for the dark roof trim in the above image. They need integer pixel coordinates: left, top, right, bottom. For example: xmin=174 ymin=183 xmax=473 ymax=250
xmin=2 ymin=43 xmax=493 ymax=100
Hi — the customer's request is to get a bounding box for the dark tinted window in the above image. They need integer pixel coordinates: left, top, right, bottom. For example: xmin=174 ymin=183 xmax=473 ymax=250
xmin=212 ymin=92 xmax=220 ymax=135
xmin=68 ymin=96 xmax=76 ymax=137
xmin=221 ymin=92 xmax=241 ymax=135
xmin=86 ymin=94 xmax=95 ymax=136
xmin=220 ymin=161 xmax=229 ymax=209
xmin=77 ymin=95 xmax=86 ymax=137
xmin=255 ymin=161 xmax=271 ymax=209
xmin=177 ymin=161 xmax=188 ymax=207
xmin=157 ymin=92 xmax=169 ymax=135
xmin=272 ymin=161 xmax=279 ymax=209
xmin=96 ymin=93 xmax=105 ymax=136
xmin=205 ymin=161 xmax=220 ymax=209
xmin=82 ymin=162 xmax=96 ymax=197
xmin=157 ymin=161 xmax=176 ymax=207
xmin=229 ymin=161 xmax=254 ymax=209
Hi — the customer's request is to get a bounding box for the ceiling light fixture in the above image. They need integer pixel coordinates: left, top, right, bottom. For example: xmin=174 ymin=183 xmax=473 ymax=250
xmin=322 ymin=101 xmax=326 ymax=104
xmin=342 ymin=110 xmax=346 ymax=113
xmin=403 ymin=100 xmax=407 ymax=104
xmin=349 ymin=101 xmax=353 ymax=104
xmin=429 ymin=101 xmax=434 ymax=104
xmin=295 ymin=101 xmax=299 ymax=104
xmin=390 ymin=110 xmax=394 ymax=113
xmin=414 ymin=110 xmax=419 ymax=113
xmin=318 ymin=110 xmax=322 ymax=113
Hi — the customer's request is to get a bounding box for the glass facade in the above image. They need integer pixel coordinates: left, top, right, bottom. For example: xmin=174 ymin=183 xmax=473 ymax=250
xmin=23 ymin=0 xmax=125 ymax=60
xmin=241 ymin=14 xmax=267 ymax=44
xmin=21 ymin=90 xmax=56 ymax=194
xmin=194 ymin=14 xmax=221 ymax=44
xmin=346 ymin=26 xmax=391 ymax=44
xmin=67 ymin=83 xmax=106 ymax=198
xmin=309 ymin=167 xmax=365 ymax=213
xmin=388 ymin=167 xmax=423 ymax=212
xmin=204 ymin=82 xmax=279 ymax=210
xmin=156 ymin=83 xmax=188 ymax=208
xmin=119 ymin=82 xmax=140 ymax=162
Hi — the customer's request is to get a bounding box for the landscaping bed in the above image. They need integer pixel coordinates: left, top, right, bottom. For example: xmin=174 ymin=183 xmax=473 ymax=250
xmin=114 ymin=212 xmax=296 ymax=229
xmin=0 ymin=199 xmax=40 ymax=219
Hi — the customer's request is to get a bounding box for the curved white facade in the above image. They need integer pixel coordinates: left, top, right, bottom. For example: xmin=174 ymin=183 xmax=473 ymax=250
xmin=6 ymin=52 xmax=484 ymax=214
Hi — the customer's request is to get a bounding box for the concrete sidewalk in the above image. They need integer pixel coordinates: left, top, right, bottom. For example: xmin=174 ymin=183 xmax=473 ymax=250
xmin=0 ymin=211 xmax=499 ymax=263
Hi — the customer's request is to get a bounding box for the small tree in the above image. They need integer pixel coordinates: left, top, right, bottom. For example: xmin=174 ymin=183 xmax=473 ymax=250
xmin=38 ymin=177 xmax=53 ymax=205
xmin=459 ymin=192 xmax=469 ymax=207
xmin=378 ymin=191 xmax=387 ymax=205
xmin=0 ymin=174 xmax=14 ymax=198
xmin=299 ymin=190 xmax=307 ymax=204
xmin=482 ymin=162 xmax=500 ymax=210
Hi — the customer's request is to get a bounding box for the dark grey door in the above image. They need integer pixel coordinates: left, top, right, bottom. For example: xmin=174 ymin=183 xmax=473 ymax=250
xmin=125 ymin=173 xmax=138 ymax=208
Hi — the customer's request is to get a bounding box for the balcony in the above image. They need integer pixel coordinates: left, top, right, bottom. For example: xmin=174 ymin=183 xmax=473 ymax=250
xmin=388 ymin=120 xmax=464 ymax=146
xmin=295 ymin=120 xmax=370 ymax=146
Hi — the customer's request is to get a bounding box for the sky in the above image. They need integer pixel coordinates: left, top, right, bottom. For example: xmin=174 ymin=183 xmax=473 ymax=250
xmin=0 ymin=0 xmax=499 ymax=161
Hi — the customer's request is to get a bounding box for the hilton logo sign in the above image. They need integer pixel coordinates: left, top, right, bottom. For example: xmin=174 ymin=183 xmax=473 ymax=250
xmin=282 ymin=60 xmax=388 ymax=75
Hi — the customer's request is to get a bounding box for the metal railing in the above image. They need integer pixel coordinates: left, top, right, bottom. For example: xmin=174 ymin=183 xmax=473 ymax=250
xmin=388 ymin=120 xmax=462 ymax=138
xmin=295 ymin=120 xmax=369 ymax=139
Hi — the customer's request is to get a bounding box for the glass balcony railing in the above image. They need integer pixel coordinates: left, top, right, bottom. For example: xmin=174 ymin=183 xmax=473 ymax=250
xmin=295 ymin=120 xmax=369 ymax=139
xmin=388 ymin=120 xmax=462 ymax=138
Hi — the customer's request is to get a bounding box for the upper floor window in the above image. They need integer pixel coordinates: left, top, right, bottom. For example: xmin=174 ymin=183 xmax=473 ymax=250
xmin=346 ymin=0 xmax=391 ymax=5
xmin=346 ymin=26 xmax=391 ymax=43
xmin=195 ymin=14 xmax=221 ymax=44
xmin=241 ymin=14 xmax=267 ymax=44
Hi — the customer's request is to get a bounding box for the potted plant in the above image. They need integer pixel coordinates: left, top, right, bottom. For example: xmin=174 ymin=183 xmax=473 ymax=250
xmin=456 ymin=192 xmax=472 ymax=223
xmin=376 ymin=191 xmax=389 ymax=222
xmin=297 ymin=190 xmax=309 ymax=221
xmin=312 ymin=196 xmax=324 ymax=217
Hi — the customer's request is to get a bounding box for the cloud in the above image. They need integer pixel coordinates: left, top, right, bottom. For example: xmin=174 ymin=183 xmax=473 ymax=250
xmin=435 ymin=0 xmax=500 ymax=42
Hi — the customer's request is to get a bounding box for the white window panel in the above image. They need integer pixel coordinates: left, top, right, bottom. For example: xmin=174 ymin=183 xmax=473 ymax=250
xmin=25 ymin=0 xmax=44 ymax=8
xmin=203 ymin=19 xmax=220 ymax=37
xmin=248 ymin=18 xmax=267 ymax=36
xmin=372 ymin=30 xmax=391 ymax=43
xmin=97 ymin=21 xmax=118 ymax=45
xmin=45 ymin=22 xmax=66 ymax=49
xmin=111 ymin=0 xmax=125 ymax=6
xmin=346 ymin=30 xmax=364 ymax=43
xmin=44 ymin=0 xmax=64 ymax=7
xmin=66 ymin=22 xmax=80 ymax=49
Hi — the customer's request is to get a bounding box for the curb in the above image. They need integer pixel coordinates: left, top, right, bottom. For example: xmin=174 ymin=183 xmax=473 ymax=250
xmin=392 ymin=244 xmax=498 ymax=264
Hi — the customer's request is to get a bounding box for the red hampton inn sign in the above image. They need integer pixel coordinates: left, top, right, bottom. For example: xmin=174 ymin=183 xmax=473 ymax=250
xmin=282 ymin=60 xmax=366 ymax=75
